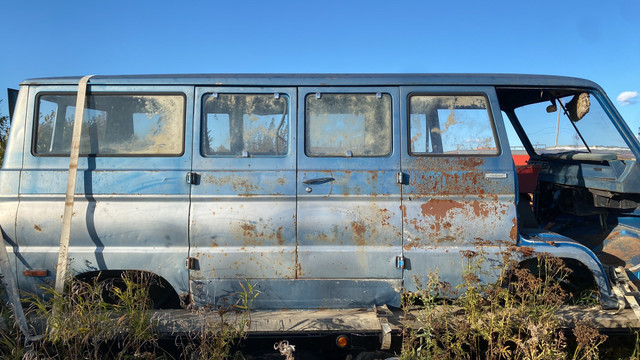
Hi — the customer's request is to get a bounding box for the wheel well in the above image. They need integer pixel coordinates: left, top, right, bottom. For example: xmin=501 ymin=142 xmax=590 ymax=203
xmin=75 ymin=270 xmax=182 ymax=309
xmin=517 ymin=257 xmax=600 ymax=303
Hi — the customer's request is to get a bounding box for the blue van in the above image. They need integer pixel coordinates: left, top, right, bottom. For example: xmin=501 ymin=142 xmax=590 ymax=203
xmin=2 ymin=73 xmax=640 ymax=339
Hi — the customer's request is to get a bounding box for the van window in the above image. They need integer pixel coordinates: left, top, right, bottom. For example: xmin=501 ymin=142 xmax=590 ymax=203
xmin=409 ymin=94 xmax=498 ymax=155
xmin=305 ymin=93 xmax=392 ymax=157
xmin=34 ymin=93 xmax=185 ymax=156
xmin=202 ymin=93 xmax=289 ymax=157
xmin=513 ymin=91 xmax=635 ymax=160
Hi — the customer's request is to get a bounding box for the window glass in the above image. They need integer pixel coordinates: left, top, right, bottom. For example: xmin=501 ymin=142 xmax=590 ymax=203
xmin=305 ymin=93 xmax=392 ymax=157
xmin=514 ymin=92 xmax=634 ymax=160
xmin=409 ymin=95 xmax=498 ymax=155
xmin=202 ymin=93 xmax=288 ymax=157
xmin=35 ymin=94 xmax=185 ymax=156
xmin=502 ymin=110 xmax=524 ymax=150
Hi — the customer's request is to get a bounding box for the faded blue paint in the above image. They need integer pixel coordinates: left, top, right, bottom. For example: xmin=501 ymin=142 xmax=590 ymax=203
xmin=3 ymin=74 xmax=640 ymax=312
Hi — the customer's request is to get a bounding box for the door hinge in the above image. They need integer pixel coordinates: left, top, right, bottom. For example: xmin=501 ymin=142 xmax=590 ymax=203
xmin=395 ymin=255 xmax=405 ymax=269
xmin=186 ymin=257 xmax=198 ymax=270
xmin=186 ymin=172 xmax=199 ymax=185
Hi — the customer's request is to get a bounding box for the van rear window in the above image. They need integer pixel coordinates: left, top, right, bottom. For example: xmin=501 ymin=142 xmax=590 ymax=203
xmin=34 ymin=93 xmax=185 ymax=156
xmin=409 ymin=94 xmax=498 ymax=155
xmin=305 ymin=93 xmax=392 ymax=157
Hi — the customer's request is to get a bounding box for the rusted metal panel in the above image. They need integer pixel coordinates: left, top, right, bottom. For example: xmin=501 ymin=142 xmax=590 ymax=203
xmin=296 ymin=87 xmax=403 ymax=282
xmin=297 ymin=171 xmax=403 ymax=279
xmin=601 ymin=226 xmax=640 ymax=269
xmin=399 ymin=86 xmax=518 ymax=293
xmin=189 ymin=87 xmax=297 ymax=307
xmin=189 ymin=190 xmax=297 ymax=280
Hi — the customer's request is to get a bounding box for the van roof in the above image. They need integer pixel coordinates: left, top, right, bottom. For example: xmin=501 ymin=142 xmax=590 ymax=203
xmin=20 ymin=73 xmax=602 ymax=89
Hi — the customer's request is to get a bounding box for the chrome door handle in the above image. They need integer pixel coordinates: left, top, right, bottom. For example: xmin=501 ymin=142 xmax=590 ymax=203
xmin=302 ymin=177 xmax=335 ymax=185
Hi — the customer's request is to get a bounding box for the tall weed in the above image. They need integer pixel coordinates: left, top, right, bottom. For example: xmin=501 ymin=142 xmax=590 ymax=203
xmin=401 ymin=245 xmax=605 ymax=360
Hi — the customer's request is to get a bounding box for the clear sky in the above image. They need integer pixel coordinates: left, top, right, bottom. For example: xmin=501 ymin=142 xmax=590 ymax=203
xmin=1 ymin=0 xmax=638 ymax=131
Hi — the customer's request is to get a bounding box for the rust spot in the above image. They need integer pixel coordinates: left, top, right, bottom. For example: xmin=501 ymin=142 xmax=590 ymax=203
xmin=437 ymin=236 xmax=456 ymax=243
xmin=276 ymin=226 xmax=284 ymax=246
xmin=602 ymin=233 xmax=640 ymax=268
xmin=379 ymin=208 xmax=392 ymax=226
xmin=202 ymin=174 xmax=259 ymax=195
xmin=517 ymin=246 xmax=535 ymax=257
xmin=420 ymin=199 xmax=465 ymax=218
xmin=33 ymin=225 xmax=42 ymax=232
xmin=351 ymin=222 xmax=365 ymax=236
xmin=351 ymin=221 xmax=366 ymax=246
xmin=410 ymin=157 xmax=485 ymax=173
xmin=470 ymin=200 xmax=490 ymax=218
xmin=510 ymin=217 xmax=517 ymax=240
xmin=240 ymin=223 xmax=256 ymax=236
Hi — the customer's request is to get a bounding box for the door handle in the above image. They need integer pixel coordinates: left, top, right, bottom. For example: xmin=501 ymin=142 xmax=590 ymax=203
xmin=302 ymin=177 xmax=335 ymax=185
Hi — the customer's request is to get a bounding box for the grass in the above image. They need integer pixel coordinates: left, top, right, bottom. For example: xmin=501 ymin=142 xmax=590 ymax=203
xmin=399 ymin=243 xmax=638 ymax=360
xmin=0 ymin=251 xmax=638 ymax=359
xmin=0 ymin=273 xmax=257 ymax=359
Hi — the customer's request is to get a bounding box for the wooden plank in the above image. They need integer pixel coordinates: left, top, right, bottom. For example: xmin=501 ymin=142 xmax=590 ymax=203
xmin=556 ymin=306 xmax=640 ymax=330
xmin=147 ymin=306 xmax=640 ymax=335
xmin=23 ymin=305 xmax=640 ymax=339
xmin=151 ymin=308 xmax=387 ymax=335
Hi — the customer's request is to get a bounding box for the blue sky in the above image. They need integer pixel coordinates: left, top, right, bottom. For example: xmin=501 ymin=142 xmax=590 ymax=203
xmin=1 ymin=0 xmax=638 ymax=131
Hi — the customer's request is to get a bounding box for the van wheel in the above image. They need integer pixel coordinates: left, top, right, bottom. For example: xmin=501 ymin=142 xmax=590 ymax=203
xmin=76 ymin=270 xmax=182 ymax=309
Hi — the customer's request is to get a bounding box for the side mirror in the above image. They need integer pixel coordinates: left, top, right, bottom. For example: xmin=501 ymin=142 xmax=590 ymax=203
xmin=7 ymin=88 xmax=18 ymax=122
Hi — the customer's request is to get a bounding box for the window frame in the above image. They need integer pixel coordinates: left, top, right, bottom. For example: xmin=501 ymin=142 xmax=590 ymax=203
xmin=193 ymin=87 xmax=296 ymax=172
xmin=32 ymin=91 xmax=187 ymax=158
xmin=304 ymin=92 xmax=394 ymax=158
xmin=200 ymin=92 xmax=291 ymax=158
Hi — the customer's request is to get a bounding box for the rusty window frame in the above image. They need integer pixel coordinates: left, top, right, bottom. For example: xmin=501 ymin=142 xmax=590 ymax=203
xmin=32 ymin=92 xmax=187 ymax=157
xmin=407 ymin=93 xmax=500 ymax=157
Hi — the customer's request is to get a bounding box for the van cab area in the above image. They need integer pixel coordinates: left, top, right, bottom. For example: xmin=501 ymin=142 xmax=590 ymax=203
xmin=2 ymin=74 xmax=640 ymax=351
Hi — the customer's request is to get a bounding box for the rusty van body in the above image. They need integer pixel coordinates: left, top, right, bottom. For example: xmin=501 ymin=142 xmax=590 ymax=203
xmin=2 ymin=74 xmax=640 ymax=345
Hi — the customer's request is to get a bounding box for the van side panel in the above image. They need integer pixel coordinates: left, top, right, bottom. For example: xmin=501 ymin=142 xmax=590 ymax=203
xmin=0 ymin=86 xmax=28 ymax=278
xmin=189 ymin=87 xmax=298 ymax=308
xmin=400 ymin=86 xmax=517 ymax=291
xmin=297 ymin=87 xmax=403 ymax=281
xmin=15 ymin=85 xmax=193 ymax=298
